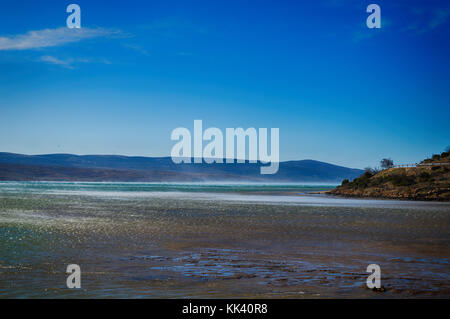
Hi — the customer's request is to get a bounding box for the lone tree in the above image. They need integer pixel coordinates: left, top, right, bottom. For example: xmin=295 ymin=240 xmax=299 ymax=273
xmin=380 ymin=158 xmax=394 ymax=169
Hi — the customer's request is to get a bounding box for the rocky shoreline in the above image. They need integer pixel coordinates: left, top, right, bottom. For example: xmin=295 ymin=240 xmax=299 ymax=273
xmin=329 ymin=185 xmax=450 ymax=201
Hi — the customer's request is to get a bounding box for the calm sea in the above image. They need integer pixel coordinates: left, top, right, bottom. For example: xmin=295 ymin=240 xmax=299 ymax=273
xmin=1 ymin=182 xmax=449 ymax=298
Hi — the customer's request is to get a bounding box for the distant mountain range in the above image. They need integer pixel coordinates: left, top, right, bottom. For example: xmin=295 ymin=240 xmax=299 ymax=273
xmin=0 ymin=152 xmax=363 ymax=183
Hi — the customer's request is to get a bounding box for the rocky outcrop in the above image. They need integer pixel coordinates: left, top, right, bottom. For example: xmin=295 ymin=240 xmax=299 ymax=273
xmin=330 ymin=152 xmax=450 ymax=201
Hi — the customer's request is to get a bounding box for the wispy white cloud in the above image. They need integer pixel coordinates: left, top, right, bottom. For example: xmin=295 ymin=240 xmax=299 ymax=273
xmin=352 ymin=5 xmax=450 ymax=42
xmin=400 ymin=6 xmax=450 ymax=34
xmin=122 ymin=43 xmax=149 ymax=55
xmin=424 ymin=8 xmax=450 ymax=32
xmin=40 ymin=55 xmax=111 ymax=69
xmin=40 ymin=55 xmax=73 ymax=68
xmin=0 ymin=27 xmax=121 ymax=50
xmin=322 ymin=2 xmax=450 ymax=41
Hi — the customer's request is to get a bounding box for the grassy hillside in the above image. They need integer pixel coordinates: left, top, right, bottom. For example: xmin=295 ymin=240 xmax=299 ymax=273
xmin=330 ymin=151 xmax=450 ymax=201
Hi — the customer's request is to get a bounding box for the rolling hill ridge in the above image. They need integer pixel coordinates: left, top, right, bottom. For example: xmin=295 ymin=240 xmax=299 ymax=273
xmin=0 ymin=152 xmax=363 ymax=183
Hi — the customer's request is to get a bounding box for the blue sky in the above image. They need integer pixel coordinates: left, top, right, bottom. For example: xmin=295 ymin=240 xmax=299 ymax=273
xmin=0 ymin=0 xmax=449 ymax=168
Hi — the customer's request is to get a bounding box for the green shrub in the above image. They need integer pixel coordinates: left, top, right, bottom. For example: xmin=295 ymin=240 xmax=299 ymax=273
xmin=419 ymin=172 xmax=431 ymax=181
xmin=391 ymin=174 xmax=415 ymax=186
xmin=362 ymin=171 xmax=373 ymax=179
xmin=371 ymin=177 xmax=384 ymax=186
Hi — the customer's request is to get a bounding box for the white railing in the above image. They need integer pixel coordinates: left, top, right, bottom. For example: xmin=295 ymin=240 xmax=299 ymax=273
xmin=393 ymin=162 xmax=450 ymax=168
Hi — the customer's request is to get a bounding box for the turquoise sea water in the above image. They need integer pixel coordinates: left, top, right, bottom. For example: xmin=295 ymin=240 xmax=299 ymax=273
xmin=1 ymin=181 xmax=448 ymax=209
xmin=0 ymin=181 xmax=337 ymax=194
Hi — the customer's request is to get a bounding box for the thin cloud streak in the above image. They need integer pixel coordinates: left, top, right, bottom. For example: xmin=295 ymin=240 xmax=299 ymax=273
xmin=40 ymin=55 xmax=73 ymax=69
xmin=40 ymin=55 xmax=112 ymax=69
xmin=0 ymin=27 xmax=121 ymax=50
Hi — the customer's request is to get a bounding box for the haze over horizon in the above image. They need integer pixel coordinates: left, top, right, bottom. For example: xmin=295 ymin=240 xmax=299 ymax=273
xmin=1 ymin=0 xmax=449 ymax=168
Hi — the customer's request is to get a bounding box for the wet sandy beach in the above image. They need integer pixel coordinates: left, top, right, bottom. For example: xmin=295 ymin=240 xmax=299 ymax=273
xmin=0 ymin=182 xmax=449 ymax=298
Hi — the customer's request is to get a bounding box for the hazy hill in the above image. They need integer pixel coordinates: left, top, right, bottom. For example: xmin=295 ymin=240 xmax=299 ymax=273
xmin=0 ymin=152 xmax=363 ymax=183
